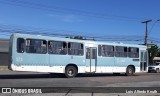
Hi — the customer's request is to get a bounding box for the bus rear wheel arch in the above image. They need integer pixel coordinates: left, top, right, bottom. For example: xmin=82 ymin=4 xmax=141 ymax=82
xmin=65 ymin=64 xmax=78 ymax=78
xmin=126 ymin=65 xmax=135 ymax=76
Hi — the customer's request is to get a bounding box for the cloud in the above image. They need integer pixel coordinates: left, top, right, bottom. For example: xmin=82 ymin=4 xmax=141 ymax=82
xmin=47 ymin=14 xmax=83 ymax=23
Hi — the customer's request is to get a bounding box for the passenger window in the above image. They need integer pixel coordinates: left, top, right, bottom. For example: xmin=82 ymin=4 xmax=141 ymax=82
xmin=128 ymin=47 xmax=139 ymax=58
xmin=26 ymin=39 xmax=47 ymax=54
xmin=115 ymin=46 xmax=127 ymax=57
xmin=68 ymin=42 xmax=84 ymax=56
xmin=101 ymin=45 xmax=114 ymax=57
xmin=17 ymin=38 xmax=25 ymax=53
xmin=48 ymin=41 xmax=67 ymax=55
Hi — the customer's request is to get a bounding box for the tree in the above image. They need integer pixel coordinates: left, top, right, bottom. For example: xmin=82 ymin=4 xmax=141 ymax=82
xmin=148 ymin=45 xmax=159 ymax=64
xmin=157 ymin=48 xmax=160 ymax=57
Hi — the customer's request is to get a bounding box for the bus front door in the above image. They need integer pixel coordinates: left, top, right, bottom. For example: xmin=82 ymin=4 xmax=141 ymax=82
xmin=140 ymin=51 xmax=148 ymax=72
xmin=85 ymin=47 xmax=97 ymax=73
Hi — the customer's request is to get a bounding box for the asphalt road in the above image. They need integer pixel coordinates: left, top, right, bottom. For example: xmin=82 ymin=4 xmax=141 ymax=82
xmin=1 ymin=70 xmax=160 ymax=96
xmin=0 ymin=70 xmax=160 ymax=87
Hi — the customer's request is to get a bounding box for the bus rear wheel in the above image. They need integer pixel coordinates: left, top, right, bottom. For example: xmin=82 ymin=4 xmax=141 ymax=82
xmin=65 ymin=66 xmax=77 ymax=78
xmin=126 ymin=66 xmax=134 ymax=76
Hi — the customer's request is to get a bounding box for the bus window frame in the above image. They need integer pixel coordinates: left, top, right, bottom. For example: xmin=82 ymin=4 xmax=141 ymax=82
xmin=17 ymin=38 xmax=25 ymax=53
xmin=101 ymin=45 xmax=114 ymax=57
xmin=48 ymin=40 xmax=67 ymax=55
xmin=115 ymin=46 xmax=127 ymax=57
xmin=68 ymin=42 xmax=84 ymax=56
xmin=25 ymin=38 xmax=47 ymax=54
xmin=128 ymin=47 xmax=139 ymax=58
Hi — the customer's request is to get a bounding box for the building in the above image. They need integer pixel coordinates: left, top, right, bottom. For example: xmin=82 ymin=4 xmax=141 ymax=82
xmin=0 ymin=39 xmax=9 ymax=66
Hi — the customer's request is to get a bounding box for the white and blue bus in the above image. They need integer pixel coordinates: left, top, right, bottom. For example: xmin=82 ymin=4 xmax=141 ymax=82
xmin=9 ymin=33 xmax=148 ymax=78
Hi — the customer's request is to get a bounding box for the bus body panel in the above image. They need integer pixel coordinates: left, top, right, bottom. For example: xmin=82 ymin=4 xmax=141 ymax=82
xmin=96 ymin=57 xmax=114 ymax=73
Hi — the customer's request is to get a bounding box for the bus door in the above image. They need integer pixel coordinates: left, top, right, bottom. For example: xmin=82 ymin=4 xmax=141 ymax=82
xmin=140 ymin=51 xmax=148 ymax=71
xmin=85 ymin=47 xmax=97 ymax=72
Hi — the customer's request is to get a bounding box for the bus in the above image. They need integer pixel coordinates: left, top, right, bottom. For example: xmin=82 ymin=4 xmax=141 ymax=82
xmin=9 ymin=33 xmax=148 ymax=78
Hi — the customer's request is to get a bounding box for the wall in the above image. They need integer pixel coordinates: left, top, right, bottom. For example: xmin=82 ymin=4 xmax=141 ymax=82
xmin=0 ymin=52 xmax=9 ymax=66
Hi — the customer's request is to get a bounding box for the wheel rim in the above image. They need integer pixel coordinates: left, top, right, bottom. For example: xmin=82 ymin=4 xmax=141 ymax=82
xmin=156 ymin=69 xmax=159 ymax=73
xmin=68 ymin=69 xmax=74 ymax=76
xmin=128 ymin=68 xmax=133 ymax=74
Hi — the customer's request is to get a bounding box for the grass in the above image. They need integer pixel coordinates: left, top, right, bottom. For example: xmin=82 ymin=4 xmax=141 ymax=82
xmin=0 ymin=66 xmax=8 ymax=70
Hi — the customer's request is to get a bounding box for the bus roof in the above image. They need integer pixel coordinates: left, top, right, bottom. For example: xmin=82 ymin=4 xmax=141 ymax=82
xmin=12 ymin=33 xmax=146 ymax=48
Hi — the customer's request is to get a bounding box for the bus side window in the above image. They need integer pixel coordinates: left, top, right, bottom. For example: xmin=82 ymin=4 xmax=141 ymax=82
xmin=128 ymin=47 xmax=139 ymax=58
xmin=17 ymin=38 xmax=25 ymax=53
xmin=101 ymin=45 xmax=114 ymax=57
xmin=26 ymin=39 xmax=47 ymax=54
xmin=68 ymin=42 xmax=84 ymax=56
xmin=41 ymin=40 xmax=47 ymax=54
xmin=115 ymin=46 xmax=127 ymax=57
xmin=48 ymin=41 xmax=67 ymax=55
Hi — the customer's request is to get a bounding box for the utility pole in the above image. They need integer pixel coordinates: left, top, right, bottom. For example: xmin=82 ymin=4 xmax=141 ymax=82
xmin=142 ymin=20 xmax=152 ymax=47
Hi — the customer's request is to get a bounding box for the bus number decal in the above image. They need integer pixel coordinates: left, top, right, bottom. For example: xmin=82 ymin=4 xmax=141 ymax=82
xmin=16 ymin=57 xmax=23 ymax=62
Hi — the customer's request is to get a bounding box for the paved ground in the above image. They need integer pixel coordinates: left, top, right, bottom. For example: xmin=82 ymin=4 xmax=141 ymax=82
xmin=0 ymin=70 xmax=160 ymax=87
xmin=0 ymin=70 xmax=160 ymax=96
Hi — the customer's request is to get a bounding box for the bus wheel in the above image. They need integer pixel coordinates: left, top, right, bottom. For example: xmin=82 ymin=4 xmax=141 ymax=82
xmin=126 ymin=66 xmax=134 ymax=76
xmin=65 ymin=66 xmax=77 ymax=78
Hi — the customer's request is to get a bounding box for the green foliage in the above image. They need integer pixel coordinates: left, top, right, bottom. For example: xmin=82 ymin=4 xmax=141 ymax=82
xmin=148 ymin=45 xmax=159 ymax=64
xmin=157 ymin=49 xmax=160 ymax=57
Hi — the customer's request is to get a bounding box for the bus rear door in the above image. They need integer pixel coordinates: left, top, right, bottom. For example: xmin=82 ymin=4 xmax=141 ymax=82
xmin=140 ymin=51 xmax=148 ymax=72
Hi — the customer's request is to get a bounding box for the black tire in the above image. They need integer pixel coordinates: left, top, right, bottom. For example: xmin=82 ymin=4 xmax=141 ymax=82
xmin=156 ymin=68 xmax=159 ymax=73
xmin=65 ymin=66 xmax=77 ymax=78
xmin=126 ymin=66 xmax=134 ymax=76
xmin=148 ymin=70 xmax=151 ymax=73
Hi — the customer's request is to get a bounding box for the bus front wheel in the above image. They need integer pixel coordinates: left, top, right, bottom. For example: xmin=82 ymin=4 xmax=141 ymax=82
xmin=126 ymin=66 xmax=134 ymax=76
xmin=65 ymin=66 xmax=77 ymax=78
